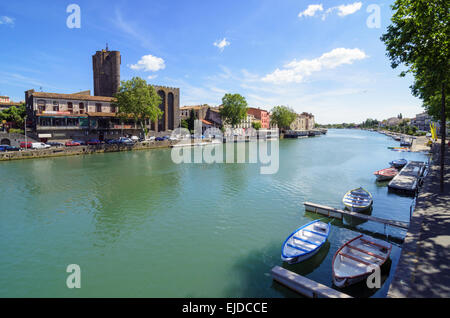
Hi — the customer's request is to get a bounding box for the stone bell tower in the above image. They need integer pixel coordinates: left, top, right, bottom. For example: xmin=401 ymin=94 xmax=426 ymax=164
xmin=92 ymin=45 xmax=121 ymax=97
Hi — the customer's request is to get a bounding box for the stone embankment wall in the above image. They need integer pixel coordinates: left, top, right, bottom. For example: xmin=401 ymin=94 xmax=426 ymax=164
xmin=0 ymin=141 xmax=175 ymax=161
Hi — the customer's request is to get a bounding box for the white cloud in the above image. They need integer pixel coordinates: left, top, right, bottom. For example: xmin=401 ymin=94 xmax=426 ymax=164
xmin=0 ymin=16 xmax=14 ymax=25
xmin=129 ymin=54 xmax=165 ymax=72
xmin=213 ymin=38 xmax=230 ymax=52
xmin=298 ymin=4 xmax=323 ymax=18
xmin=336 ymin=2 xmax=363 ymax=16
xmin=262 ymin=48 xmax=368 ymax=84
xmin=147 ymin=74 xmax=158 ymax=80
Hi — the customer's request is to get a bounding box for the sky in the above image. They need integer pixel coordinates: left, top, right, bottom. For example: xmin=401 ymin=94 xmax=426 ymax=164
xmin=0 ymin=0 xmax=425 ymax=124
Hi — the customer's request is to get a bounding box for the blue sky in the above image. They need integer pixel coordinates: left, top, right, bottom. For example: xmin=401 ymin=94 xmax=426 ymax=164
xmin=0 ymin=0 xmax=424 ymax=124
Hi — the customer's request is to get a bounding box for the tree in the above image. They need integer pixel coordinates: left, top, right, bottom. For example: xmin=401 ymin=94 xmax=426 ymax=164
xmin=252 ymin=121 xmax=262 ymax=130
xmin=219 ymin=93 xmax=248 ymax=127
xmin=270 ymin=106 xmax=297 ymax=130
xmin=187 ymin=109 xmax=197 ymax=132
xmin=381 ymin=0 xmax=449 ymax=191
xmin=113 ymin=77 xmax=162 ymax=137
xmin=0 ymin=103 xmax=26 ymax=128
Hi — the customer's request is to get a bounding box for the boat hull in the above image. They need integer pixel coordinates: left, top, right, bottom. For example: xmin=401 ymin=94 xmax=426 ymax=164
xmin=342 ymin=187 xmax=373 ymax=212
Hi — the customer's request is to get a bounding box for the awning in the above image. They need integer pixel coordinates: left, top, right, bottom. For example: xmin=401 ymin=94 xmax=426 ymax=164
xmin=38 ymin=134 xmax=52 ymax=138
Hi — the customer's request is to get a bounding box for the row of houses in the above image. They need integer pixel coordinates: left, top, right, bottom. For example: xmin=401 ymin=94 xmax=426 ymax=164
xmin=180 ymin=104 xmax=314 ymax=132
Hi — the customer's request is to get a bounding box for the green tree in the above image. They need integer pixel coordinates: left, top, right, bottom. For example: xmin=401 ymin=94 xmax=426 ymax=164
xmin=0 ymin=103 xmax=26 ymax=128
xmin=381 ymin=0 xmax=449 ymax=191
xmin=252 ymin=121 xmax=262 ymax=130
xmin=219 ymin=93 xmax=248 ymax=127
xmin=113 ymin=77 xmax=162 ymax=137
xmin=270 ymin=105 xmax=297 ymax=131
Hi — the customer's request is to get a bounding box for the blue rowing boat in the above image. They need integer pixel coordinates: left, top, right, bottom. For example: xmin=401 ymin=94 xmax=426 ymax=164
xmin=281 ymin=220 xmax=330 ymax=264
xmin=342 ymin=187 xmax=373 ymax=212
xmin=389 ymin=159 xmax=408 ymax=169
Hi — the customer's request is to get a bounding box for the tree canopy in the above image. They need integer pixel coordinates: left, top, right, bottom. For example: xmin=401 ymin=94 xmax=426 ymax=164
xmin=270 ymin=105 xmax=297 ymax=130
xmin=381 ymin=0 xmax=449 ymax=191
xmin=113 ymin=77 xmax=162 ymax=135
xmin=219 ymin=93 xmax=248 ymax=127
xmin=0 ymin=103 xmax=26 ymax=128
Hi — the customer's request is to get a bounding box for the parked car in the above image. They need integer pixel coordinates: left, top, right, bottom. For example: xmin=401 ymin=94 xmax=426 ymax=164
xmin=117 ymin=137 xmax=134 ymax=145
xmin=87 ymin=139 xmax=101 ymax=145
xmin=105 ymin=139 xmax=119 ymax=144
xmin=169 ymin=136 xmax=179 ymax=141
xmin=47 ymin=142 xmax=64 ymax=147
xmin=65 ymin=141 xmax=81 ymax=147
xmin=73 ymin=140 xmax=86 ymax=145
xmin=31 ymin=142 xmax=51 ymax=149
xmin=130 ymin=136 xmax=139 ymax=142
xmin=20 ymin=142 xmax=32 ymax=149
xmin=0 ymin=145 xmax=20 ymax=152
xmin=155 ymin=137 xmax=164 ymax=141
xmin=146 ymin=136 xmax=156 ymax=141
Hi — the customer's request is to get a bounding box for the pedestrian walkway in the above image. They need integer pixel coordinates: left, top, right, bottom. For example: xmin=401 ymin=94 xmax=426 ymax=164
xmin=388 ymin=144 xmax=450 ymax=297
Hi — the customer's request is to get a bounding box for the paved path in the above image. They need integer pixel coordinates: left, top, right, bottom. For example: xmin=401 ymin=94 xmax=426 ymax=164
xmin=388 ymin=143 xmax=450 ymax=297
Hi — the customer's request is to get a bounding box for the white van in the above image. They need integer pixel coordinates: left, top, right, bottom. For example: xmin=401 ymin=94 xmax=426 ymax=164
xmin=31 ymin=142 xmax=51 ymax=149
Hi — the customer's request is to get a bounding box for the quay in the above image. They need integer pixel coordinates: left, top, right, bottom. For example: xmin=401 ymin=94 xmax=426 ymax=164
xmin=271 ymin=266 xmax=352 ymax=298
xmin=304 ymin=201 xmax=409 ymax=230
xmin=283 ymin=129 xmax=327 ymax=138
xmin=388 ymin=161 xmax=427 ymax=195
xmin=388 ymin=144 xmax=450 ymax=298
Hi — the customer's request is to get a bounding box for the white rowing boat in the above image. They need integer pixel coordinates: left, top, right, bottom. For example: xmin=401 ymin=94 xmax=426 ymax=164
xmin=281 ymin=220 xmax=330 ymax=264
xmin=342 ymin=187 xmax=373 ymax=212
xmin=332 ymin=234 xmax=392 ymax=288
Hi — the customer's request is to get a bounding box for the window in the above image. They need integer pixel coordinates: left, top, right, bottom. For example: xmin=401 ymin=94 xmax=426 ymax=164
xmin=111 ymin=105 xmax=116 ymax=113
xmin=68 ymin=102 xmax=73 ymax=113
xmin=96 ymin=103 xmax=102 ymax=112
xmin=37 ymin=100 xmax=46 ymax=113
xmin=79 ymin=103 xmax=85 ymax=114
xmin=53 ymin=101 xmax=59 ymax=112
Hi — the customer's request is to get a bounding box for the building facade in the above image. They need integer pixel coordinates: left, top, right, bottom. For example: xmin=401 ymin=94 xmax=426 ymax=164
xmin=290 ymin=112 xmax=315 ymax=131
xmin=247 ymin=107 xmax=270 ymax=129
xmin=410 ymin=112 xmax=432 ymax=132
xmin=0 ymin=96 xmax=23 ymax=111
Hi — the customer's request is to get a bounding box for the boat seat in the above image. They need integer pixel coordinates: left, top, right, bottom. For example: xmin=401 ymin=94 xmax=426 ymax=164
xmin=293 ymin=236 xmax=320 ymax=246
xmin=303 ymin=228 xmax=327 ymax=237
xmin=339 ymin=252 xmax=373 ymax=266
xmin=286 ymin=243 xmax=310 ymax=253
xmin=347 ymin=244 xmax=384 ymax=260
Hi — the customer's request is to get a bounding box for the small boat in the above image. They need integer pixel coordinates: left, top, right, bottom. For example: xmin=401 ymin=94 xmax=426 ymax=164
xmin=374 ymin=167 xmax=398 ymax=181
xmin=389 ymin=159 xmax=408 ymax=169
xmin=400 ymin=137 xmax=412 ymax=147
xmin=332 ymin=234 xmax=392 ymax=288
xmin=281 ymin=220 xmax=330 ymax=264
xmin=387 ymin=146 xmax=409 ymax=150
xmin=342 ymin=187 xmax=373 ymax=212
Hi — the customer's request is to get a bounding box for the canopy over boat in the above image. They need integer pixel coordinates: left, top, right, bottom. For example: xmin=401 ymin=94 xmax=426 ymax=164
xmin=342 ymin=187 xmax=373 ymax=212
xmin=390 ymin=159 xmax=408 ymax=169
xmin=281 ymin=220 xmax=330 ymax=264
xmin=332 ymin=234 xmax=392 ymax=288
xmin=374 ymin=167 xmax=398 ymax=181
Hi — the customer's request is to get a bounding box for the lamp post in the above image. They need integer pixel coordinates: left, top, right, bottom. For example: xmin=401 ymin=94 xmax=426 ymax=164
xmin=24 ymin=115 xmax=27 ymax=151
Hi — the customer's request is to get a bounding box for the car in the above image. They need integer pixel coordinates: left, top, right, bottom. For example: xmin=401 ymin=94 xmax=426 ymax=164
xmin=155 ymin=137 xmax=164 ymax=141
xmin=0 ymin=145 xmax=20 ymax=152
xmin=169 ymin=136 xmax=179 ymax=141
xmin=426 ymin=132 xmax=432 ymax=137
xmin=47 ymin=142 xmax=64 ymax=147
xmin=20 ymin=142 xmax=32 ymax=149
xmin=65 ymin=141 xmax=81 ymax=147
xmin=73 ymin=140 xmax=86 ymax=145
xmin=31 ymin=142 xmax=51 ymax=149
xmin=145 ymin=136 xmax=156 ymax=141
xmin=130 ymin=136 xmax=139 ymax=142
xmin=105 ymin=139 xmax=119 ymax=144
xmin=117 ymin=137 xmax=134 ymax=145
xmin=87 ymin=139 xmax=101 ymax=145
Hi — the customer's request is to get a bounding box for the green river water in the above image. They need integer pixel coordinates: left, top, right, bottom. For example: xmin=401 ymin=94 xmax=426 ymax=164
xmin=0 ymin=129 xmax=428 ymax=297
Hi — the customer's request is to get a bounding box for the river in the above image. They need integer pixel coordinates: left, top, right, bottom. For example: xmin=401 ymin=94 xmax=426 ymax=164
xmin=0 ymin=129 xmax=428 ymax=297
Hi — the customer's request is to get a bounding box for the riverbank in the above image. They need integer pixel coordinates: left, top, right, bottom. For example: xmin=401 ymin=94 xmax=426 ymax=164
xmin=0 ymin=140 xmax=176 ymax=162
xmin=388 ymin=142 xmax=450 ymax=297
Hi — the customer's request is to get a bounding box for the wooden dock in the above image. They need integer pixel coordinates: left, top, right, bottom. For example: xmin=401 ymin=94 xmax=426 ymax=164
xmin=304 ymin=202 xmax=409 ymax=230
xmin=271 ymin=266 xmax=352 ymax=298
xmin=388 ymin=161 xmax=426 ymax=195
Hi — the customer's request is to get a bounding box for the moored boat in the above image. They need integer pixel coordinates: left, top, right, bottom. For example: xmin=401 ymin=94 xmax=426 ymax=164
xmin=332 ymin=234 xmax=392 ymax=288
xmin=342 ymin=187 xmax=373 ymax=212
xmin=374 ymin=167 xmax=398 ymax=181
xmin=281 ymin=220 xmax=330 ymax=264
xmin=389 ymin=159 xmax=408 ymax=169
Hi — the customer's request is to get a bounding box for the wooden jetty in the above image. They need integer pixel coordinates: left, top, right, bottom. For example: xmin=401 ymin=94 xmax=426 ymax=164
xmin=388 ymin=161 xmax=426 ymax=195
xmin=304 ymin=202 xmax=409 ymax=230
xmin=271 ymin=266 xmax=352 ymax=298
